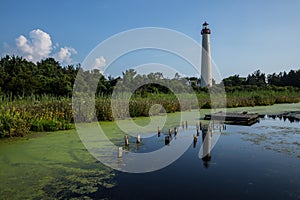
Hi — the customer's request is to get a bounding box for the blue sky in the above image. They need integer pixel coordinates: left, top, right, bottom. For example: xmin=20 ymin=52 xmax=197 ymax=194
xmin=1 ymin=0 xmax=300 ymax=78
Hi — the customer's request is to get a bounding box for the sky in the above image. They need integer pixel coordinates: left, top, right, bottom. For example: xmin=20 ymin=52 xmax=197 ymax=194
xmin=1 ymin=0 xmax=300 ymax=79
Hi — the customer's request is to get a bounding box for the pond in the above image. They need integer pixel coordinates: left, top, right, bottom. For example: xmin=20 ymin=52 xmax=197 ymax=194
xmin=103 ymin=116 xmax=300 ymax=200
xmin=0 ymin=103 xmax=299 ymax=200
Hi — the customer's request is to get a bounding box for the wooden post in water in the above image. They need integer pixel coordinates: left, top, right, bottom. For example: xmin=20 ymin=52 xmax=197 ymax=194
xmin=118 ymin=147 xmax=123 ymax=158
xmin=124 ymin=135 xmax=129 ymax=146
xmin=193 ymin=134 xmax=198 ymax=148
xmin=174 ymin=127 xmax=178 ymax=136
xmin=196 ymin=122 xmax=199 ymax=129
xmin=182 ymin=121 xmax=185 ymax=129
xmin=197 ymin=128 xmax=200 ymax=136
xmin=136 ymin=134 xmax=141 ymax=143
xmin=158 ymin=127 xmax=161 ymax=137
xmin=193 ymin=134 xmax=198 ymax=142
xmin=185 ymin=120 xmax=188 ymax=129
xmin=200 ymin=122 xmax=202 ymax=130
xmin=169 ymin=128 xmax=172 ymax=136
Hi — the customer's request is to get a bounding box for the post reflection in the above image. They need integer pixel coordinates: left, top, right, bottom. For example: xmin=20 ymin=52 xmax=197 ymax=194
xmin=201 ymin=127 xmax=212 ymax=168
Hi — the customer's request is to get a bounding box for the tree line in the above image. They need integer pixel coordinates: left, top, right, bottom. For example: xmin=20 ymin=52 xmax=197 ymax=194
xmin=222 ymin=69 xmax=300 ymax=87
xmin=0 ymin=55 xmax=299 ymax=98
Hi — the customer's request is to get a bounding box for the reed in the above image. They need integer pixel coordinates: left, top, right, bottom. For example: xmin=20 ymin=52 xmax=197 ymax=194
xmin=0 ymin=96 xmax=73 ymax=137
xmin=0 ymin=86 xmax=299 ymax=137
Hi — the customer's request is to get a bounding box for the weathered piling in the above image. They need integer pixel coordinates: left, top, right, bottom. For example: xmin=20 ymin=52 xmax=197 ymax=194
xmin=196 ymin=128 xmax=200 ymax=136
xmin=193 ymin=134 xmax=198 ymax=148
xmin=185 ymin=120 xmax=188 ymax=129
xmin=158 ymin=127 xmax=161 ymax=137
xmin=193 ymin=134 xmax=198 ymax=142
xmin=182 ymin=121 xmax=185 ymax=129
xmin=200 ymin=122 xmax=202 ymax=130
xmin=124 ymin=135 xmax=129 ymax=146
xmin=174 ymin=127 xmax=178 ymax=136
xmin=136 ymin=134 xmax=141 ymax=143
xmin=169 ymin=128 xmax=172 ymax=136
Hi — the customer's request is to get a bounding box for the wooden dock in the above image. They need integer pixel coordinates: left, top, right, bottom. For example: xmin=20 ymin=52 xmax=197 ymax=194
xmin=204 ymin=111 xmax=260 ymax=125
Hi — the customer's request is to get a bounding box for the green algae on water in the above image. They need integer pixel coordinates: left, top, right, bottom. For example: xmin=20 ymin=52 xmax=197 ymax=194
xmin=0 ymin=129 xmax=116 ymax=199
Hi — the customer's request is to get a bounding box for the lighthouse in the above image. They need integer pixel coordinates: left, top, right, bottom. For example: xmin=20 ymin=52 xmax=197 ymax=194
xmin=200 ymin=21 xmax=212 ymax=87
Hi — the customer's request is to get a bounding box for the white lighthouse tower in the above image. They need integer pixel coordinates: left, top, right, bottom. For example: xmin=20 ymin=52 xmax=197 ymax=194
xmin=200 ymin=21 xmax=212 ymax=87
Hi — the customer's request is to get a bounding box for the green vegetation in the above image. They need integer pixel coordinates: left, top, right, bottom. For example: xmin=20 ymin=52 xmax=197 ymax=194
xmin=0 ymin=55 xmax=299 ymax=137
xmin=222 ymin=69 xmax=300 ymax=87
xmin=0 ymin=103 xmax=299 ymax=199
xmin=0 ymin=96 xmax=73 ymax=137
xmin=1 ymin=56 xmax=299 ymax=98
xmin=1 ymin=87 xmax=299 ymax=138
xmin=225 ymin=86 xmax=300 ymax=107
xmin=0 ymin=56 xmax=78 ymax=98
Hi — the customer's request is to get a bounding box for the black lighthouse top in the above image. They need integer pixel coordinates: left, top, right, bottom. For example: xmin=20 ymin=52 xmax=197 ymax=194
xmin=201 ymin=21 xmax=211 ymax=35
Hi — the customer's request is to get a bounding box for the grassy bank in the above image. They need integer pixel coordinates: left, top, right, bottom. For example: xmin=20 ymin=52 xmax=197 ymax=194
xmin=0 ymin=87 xmax=299 ymax=137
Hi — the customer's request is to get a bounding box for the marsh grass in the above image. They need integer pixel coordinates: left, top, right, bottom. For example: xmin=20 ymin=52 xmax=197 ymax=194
xmin=0 ymin=87 xmax=299 ymax=137
xmin=0 ymin=96 xmax=73 ymax=137
xmin=226 ymin=87 xmax=300 ymax=107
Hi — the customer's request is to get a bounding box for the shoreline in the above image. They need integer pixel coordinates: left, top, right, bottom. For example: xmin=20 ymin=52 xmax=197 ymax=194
xmin=0 ymin=102 xmax=299 ymax=140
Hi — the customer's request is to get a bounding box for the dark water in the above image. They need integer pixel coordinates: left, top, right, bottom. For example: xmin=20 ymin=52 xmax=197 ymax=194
xmin=96 ymin=117 xmax=300 ymax=200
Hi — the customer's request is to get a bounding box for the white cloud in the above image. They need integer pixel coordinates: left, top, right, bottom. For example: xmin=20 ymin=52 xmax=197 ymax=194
xmin=13 ymin=29 xmax=77 ymax=64
xmin=16 ymin=35 xmax=33 ymax=54
xmin=16 ymin=29 xmax=52 ymax=62
xmin=54 ymin=47 xmax=77 ymax=64
xmin=93 ymin=56 xmax=106 ymax=72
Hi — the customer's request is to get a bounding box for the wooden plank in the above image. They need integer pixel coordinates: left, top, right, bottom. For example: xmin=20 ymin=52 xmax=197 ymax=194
xmin=204 ymin=112 xmax=260 ymax=125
